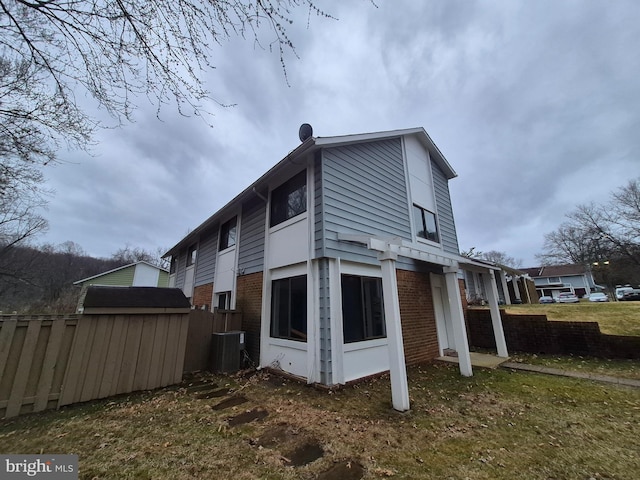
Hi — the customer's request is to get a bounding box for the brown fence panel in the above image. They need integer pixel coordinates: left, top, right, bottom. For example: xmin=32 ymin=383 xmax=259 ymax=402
xmin=0 ymin=316 xmax=79 ymax=418
xmin=1 ymin=312 xmax=190 ymax=419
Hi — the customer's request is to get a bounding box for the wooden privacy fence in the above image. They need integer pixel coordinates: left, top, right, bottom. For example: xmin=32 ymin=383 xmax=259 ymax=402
xmin=0 ymin=312 xmax=189 ymax=419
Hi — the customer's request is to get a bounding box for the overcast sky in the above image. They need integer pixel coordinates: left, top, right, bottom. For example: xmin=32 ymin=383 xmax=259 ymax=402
xmin=40 ymin=0 xmax=639 ymax=267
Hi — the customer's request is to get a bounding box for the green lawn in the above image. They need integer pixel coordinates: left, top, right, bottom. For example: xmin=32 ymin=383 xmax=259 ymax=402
xmin=503 ymin=301 xmax=640 ymax=336
xmin=1 ymin=363 xmax=639 ymax=479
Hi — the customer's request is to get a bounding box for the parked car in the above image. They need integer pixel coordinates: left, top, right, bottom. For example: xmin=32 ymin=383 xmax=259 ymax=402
xmin=588 ymin=292 xmax=609 ymax=302
xmin=615 ymin=286 xmax=634 ymax=300
xmin=558 ymin=292 xmax=580 ymax=303
xmin=539 ymin=296 xmax=555 ymax=304
xmin=621 ymin=289 xmax=640 ymax=301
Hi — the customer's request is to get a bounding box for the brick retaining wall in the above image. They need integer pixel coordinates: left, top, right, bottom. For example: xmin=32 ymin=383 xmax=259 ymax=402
xmin=467 ymin=308 xmax=640 ymax=359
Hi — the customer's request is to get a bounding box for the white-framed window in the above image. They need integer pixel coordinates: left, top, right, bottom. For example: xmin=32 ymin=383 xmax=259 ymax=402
xmin=270 ymin=275 xmax=307 ymax=342
xmin=270 ymin=170 xmax=307 ymax=227
xmin=341 ymin=274 xmax=386 ymax=343
xmin=219 ymin=217 xmax=237 ymax=250
xmin=187 ymin=244 xmax=197 ymax=266
xmin=413 ymin=204 xmax=439 ymax=243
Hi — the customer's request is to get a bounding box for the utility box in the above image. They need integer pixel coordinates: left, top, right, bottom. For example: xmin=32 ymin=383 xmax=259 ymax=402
xmin=211 ymin=331 xmax=245 ymax=373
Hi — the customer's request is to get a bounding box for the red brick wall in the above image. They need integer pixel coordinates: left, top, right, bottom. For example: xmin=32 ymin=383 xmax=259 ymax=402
xmin=192 ymin=283 xmax=213 ymax=310
xmin=236 ymin=272 xmax=263 ymax=364
xmin=397 ymin=269 xmax=440 ymax=364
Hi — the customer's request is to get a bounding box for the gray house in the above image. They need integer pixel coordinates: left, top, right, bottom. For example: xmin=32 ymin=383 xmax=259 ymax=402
xmin=521 ymin=264 xmax=599 ymax=299
xmin=165 ymin=127 xmax=507 ymax=411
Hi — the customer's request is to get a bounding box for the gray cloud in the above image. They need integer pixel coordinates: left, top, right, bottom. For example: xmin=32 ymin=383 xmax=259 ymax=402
xmin=39 ymin=0 xmax=640 ymax=267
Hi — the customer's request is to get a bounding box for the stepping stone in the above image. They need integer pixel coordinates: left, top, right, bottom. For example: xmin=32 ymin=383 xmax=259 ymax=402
xmin=211 ymin=395 xmax=249 ymax=411
xmin=316 ymin=460 xmax=364 ymax=480
xmin=283 ymin=440 xmax=324 ymax=467
xmin=196 ymin=388 xmax=230 ymax=399
xmin=227 ymin=408 xmax=268 ymax=427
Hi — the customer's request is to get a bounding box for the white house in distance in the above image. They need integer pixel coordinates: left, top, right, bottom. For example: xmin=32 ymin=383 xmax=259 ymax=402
xmin=165 ymin=126 xmax=508 ymax=411
xmin=520 ymin=264 xmax=599 ymax=299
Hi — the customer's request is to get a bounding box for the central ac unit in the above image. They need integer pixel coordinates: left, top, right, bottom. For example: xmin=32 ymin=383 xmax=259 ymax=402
xmin=211 ymin=331 xmax=245 ymax=373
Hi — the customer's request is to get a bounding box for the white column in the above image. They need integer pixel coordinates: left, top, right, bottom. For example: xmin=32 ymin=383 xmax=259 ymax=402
xmin=483 ymin=270 xmax=509 ymax=358
xmin=444 ymin=265 xmax=472 ymax=377
xmin=499 ymin=271 xmax=512 ymax=305
xmin=379 ymin=252 xmax=410 ymax=412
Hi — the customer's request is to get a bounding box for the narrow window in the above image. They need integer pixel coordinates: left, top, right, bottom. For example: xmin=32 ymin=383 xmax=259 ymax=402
xmin=413 ymin=204 xmax=439 ymax=243
xmin=341 ymin=275 xmax=386 ymax=343
xmin=271 ymin=275 xmax=307 ymax=341
xmin=219 ymin=217 xmax=237 ymax=250
xmin=270 ymin=170 xmax=307 ymax=227
xmin=187 ymin=244 xmax=197 ymax=266
xmin=169 ymin=256 xmax=177 ymax=274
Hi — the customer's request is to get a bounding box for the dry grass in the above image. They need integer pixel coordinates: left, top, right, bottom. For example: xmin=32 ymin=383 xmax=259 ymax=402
xmin=1 ymin=363 xmax=639 ymax=479
xmin=503 ymin=301 xmax=640 ymax=336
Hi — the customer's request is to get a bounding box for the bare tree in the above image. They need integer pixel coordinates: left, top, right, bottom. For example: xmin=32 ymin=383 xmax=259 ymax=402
xmin=538 ymin=177 xmax=640 ymax=268
xmin=0 ymin=0 xmax=333 ymax=168
xmin=461 ymin=247 xmax=522 ymax=268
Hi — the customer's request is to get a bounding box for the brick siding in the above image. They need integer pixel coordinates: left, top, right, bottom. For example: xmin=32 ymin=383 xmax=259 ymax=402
xmin=397 ymin=269 xmax=440 ymax=364
xmin=192 ymin=283 xmax=213 ymax=310
xmin=236 ymin=272 xmax=263 ymax=364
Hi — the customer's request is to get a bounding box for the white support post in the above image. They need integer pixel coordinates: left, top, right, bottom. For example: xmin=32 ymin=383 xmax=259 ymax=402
xmin=499 ymin=270 xmax=512 ymax=305
xmin=483 ymin=270 xmax=509 ymax=358
xmin=444 ymin=266 xmax=472 ymax=377
xmin=379 ymin=252 xmax=410 ymax=412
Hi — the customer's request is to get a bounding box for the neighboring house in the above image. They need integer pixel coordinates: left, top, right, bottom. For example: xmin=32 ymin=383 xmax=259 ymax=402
xmin=74 ymin=261 xmax=170 ymax=312
xmin=165 ymin=126 xmax=508 ymax=411
xmin=465 ymin=263 xmax=537 ymax=305
xmin=520 ymin=264 xmax=599 ymax=299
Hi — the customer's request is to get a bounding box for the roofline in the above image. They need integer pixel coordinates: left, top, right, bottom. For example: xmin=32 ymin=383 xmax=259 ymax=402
xmin=73 ymin=260 xmax=169 ymax=285
xmin=164 ymin=127 xmax=456 ymax=257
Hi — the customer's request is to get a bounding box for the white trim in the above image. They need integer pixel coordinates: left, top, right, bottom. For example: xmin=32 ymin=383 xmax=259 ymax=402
xmin=328 ymin=258 xmax=344 ymax=385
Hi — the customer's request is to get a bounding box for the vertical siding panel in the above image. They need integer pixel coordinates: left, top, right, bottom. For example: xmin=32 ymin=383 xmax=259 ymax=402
xmin=147 ymin=316 xmax=169 ymax=389
xmin=59 ymin=316 xmax=94 ymax=407
xmin=238 ymin=198 xmax=266 ymax=274
xmin=161 ymin=314 xmax=180 ymax=387
xmin=194 ymin=228 xmax=218 ymax=286
xmin=172 ymin=314 xmax=189 ymax=383
xmin=33 ymin=318 xmax=66 ymax=412
xmin=117 ymin=315 xmax=144 ymax=393
xmin=431 ymin=160 xmax=459 ymax=254
xmin=314 ymin=152 xmax=324 ymax=258
xmin=98 ymin=316 xmax=119 ymax=398
xmin=175 ymin=250 xmax=187 ymax=289
xmin=0 ymin=318 xmax=18 ymax=384
xmin=107 ymin=315 xmax=130 ymax=397
xmin=6 ymin=319 xmax=41 ymax=418
xmin=80 ymin=316 xmax=110 ymax=402
xmin=133 ymin=316 xmax=157 ymax=391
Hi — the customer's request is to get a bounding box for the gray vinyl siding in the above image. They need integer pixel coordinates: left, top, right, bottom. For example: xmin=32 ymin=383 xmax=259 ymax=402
xmin=317 ymin=258 xmax=331 ymax=384
xmin=314 ymin=153 xmax=324 ymax=258
xmin=320 ymin=139 xmax=412 ymax=264
xmin=431 ymin=160 xmax=459 ymax=255
xmin=194 ymin=228 xmax=218 ymax=286
xmin=175 ymin=250 xmax=187 ymax=289
xmin=238 ymin=197 xmax=266 ymax=274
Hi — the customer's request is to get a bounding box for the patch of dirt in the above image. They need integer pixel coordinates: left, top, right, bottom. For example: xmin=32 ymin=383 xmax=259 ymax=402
xmin=211 ymin=395 xmax=249 ymax=411
xmin=253 ymin=423 xmax=296 ymax=448
xmin=283 ymin=439 xmax=324 ymax=467
xmin=185 ymin=383 xmax=219 ymax=393
xmin=227 ymin=408 xmax=268 ymax=427
xmin=196 ymin=388 xmax=230 ymax=399
xmin=316 ymin=460 xmax=365 ymax=480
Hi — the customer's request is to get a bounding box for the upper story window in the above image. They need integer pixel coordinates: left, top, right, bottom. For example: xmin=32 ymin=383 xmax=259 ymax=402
xmin=413 ymin=204 xmax=439 ymax=243
xmin=187 ymin=244 xmax=197 ymax=266
xmin=270 ymin=170 xmax=307 ymax=227
xmin=219 ymin=217 xmax=237 ymax=250
xmin=547 ymin=276 xmax=561 ymax=284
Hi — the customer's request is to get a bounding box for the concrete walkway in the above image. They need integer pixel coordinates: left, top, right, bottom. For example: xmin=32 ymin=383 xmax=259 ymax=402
xmin=501 ymin=362 xmax=640 ymax=389
xmin=437 ymin=352 xmax=511 ymax=369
